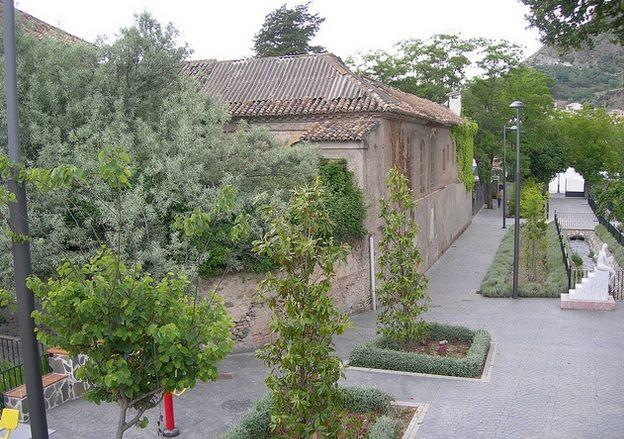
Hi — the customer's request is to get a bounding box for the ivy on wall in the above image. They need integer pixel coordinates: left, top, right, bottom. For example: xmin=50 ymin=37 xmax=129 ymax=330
xmin=451 ymin=119 xmax=478 ymax=191
xmin=319 ymin=159 xmax=367 ymax=242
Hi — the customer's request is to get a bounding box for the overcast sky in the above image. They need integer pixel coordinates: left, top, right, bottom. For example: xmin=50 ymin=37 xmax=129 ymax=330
xmin=14 ymin=0 xmax=544 ymax=61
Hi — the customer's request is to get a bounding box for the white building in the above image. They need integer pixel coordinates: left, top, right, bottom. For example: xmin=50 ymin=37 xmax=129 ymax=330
xmin=549 ymin=167 xmax=585 ymax=196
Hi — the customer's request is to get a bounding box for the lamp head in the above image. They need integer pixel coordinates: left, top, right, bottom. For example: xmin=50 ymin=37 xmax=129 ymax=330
xmin=509 ymin=100 xmax=525 ymax=109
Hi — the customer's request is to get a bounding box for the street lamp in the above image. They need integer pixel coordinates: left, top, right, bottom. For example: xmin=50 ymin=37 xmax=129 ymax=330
xmin=510 ymin=101 xmax=524 ymax=300
xmin=502 ymin=121 xmax=517 ymax=229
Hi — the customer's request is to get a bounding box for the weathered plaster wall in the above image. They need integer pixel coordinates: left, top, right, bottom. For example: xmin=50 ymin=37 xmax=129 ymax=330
xmin=214 ymin=115 xmax=472 ymax=350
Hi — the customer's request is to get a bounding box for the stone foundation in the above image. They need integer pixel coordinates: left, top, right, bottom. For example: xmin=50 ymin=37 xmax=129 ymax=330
xmin=3 ymin=349 xmax=89 ymax=422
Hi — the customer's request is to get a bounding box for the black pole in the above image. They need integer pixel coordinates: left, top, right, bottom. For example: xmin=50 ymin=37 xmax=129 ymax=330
xmin=2 ymin=1 xmax=49 ymax=437
xmin=502 ymin=127 xmax=507 ymax=229
xmin=511 ymin=104 xmax=523 ymax=300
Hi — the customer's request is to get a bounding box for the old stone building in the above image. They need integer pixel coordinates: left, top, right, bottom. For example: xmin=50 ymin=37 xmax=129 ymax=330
xmin=184 ymin=53 xmax=474 ymax=349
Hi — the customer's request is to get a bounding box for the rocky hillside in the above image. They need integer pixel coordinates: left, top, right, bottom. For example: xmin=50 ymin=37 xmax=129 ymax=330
xmin=525 ymin=34 xmax=623 ymax=109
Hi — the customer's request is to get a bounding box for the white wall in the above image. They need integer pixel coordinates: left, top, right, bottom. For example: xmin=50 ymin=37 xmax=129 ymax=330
xmin=549 ymin=167 xmax=585 ymax=193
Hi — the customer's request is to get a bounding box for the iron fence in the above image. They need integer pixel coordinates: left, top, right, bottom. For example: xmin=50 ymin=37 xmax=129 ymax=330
xmin=554 ymin=212 xmax=573 ymax=290
xmin=555 ymin=213 xmax=598 ymax=230
xmin=0 ymin=335 xmax=50 ymax=409
xmin=587 ymin=194 xmax=624 ymax=245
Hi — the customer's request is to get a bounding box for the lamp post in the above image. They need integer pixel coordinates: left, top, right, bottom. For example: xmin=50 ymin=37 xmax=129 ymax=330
xmin=502 ymin=122 xmax=517 ymax=229
xmin=2 ymin=1 xmax=49 ymax=437
xmin=510 ymin=101 xmax=524 ymax=300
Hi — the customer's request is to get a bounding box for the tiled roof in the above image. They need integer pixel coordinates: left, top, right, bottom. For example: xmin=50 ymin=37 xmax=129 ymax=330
xmin=301 ymin=117 xmax=379 ymax=142
xmin=182 ymin=53 xmax=462 ymax=126
xmin=0 ymin=5 xmax=84 ymax=44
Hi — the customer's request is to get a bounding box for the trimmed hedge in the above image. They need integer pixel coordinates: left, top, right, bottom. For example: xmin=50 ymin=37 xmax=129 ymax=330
xmin=595 ymin=224 xmax=624 ymax=267
xmin=222 ymin=387 xmax=396 ymax=439
xmin=480 ymin=222 xmax=568 ymax=297
xmin=348 ymin=322 xmax=491 ymax=378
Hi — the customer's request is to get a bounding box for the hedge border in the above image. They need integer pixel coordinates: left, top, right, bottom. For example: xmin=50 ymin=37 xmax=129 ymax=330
xmin=348 ymin=322 xmax=491 ymax=378
xmin=479 ymin=222 xmax=568 ymax=297
xmin=222 ymin=387 xmax=398 ymax=439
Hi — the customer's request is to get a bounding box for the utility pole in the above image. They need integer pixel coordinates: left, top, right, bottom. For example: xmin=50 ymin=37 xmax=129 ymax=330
xmin=510 ymin=101 xmax=524 ymax=300
xmin=2 ymin=1 xmax=49 ymax=437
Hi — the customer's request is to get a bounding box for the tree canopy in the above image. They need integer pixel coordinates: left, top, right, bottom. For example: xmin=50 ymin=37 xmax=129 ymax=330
xmin=0 ymin=13 xmax=319 ymax=296
xmin=520 ymin=0 xmax=624 ymax=48
xmin=253 ymin=2 xmax=325 ymax=57
xmin=349 ymin=34 xmax=522 ymax=103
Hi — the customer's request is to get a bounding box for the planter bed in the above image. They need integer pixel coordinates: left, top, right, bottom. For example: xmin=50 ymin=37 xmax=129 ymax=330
xmin=480 ymin=222 xmax=568 ymax=297
xmin=222 ymin=387 xmax=418 ymax=439
xmin=348 ymin=322 xmax=491 ymax=378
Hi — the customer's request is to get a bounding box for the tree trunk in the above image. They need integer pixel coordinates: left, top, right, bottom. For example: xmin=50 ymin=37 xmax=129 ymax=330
xmin=116 ymin=400 xmax=128 ymax=439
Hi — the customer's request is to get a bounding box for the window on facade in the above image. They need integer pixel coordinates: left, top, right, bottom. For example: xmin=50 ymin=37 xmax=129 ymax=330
xmin=442 ymin=147 xmax=446 ymax=171
xmin=430 ymin=134 xmax=437 ymax=190
xmin=419 ymin=140 xmax=426 ymax=194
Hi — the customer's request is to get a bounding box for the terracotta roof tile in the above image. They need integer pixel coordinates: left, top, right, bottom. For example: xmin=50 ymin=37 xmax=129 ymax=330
xmin=302 ymin=117 xmax=379 ymax=142
xmin=0 ymin=5 xmax=85 ymax=44
xmin=182 ymin=53 xmax=462 ymax=126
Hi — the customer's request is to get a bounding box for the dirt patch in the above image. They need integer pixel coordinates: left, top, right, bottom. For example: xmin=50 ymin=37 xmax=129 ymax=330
xmin=401 ymin=338 xmax=471 ymax=359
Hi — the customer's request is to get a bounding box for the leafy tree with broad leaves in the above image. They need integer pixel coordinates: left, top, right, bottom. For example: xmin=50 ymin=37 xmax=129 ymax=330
xmin=520 ymin=0 xmax=624 ymax=48
xmin=26 ymin=149 xmax=237 ymax=439
xmin=252 ymin=178 xmax=351 ymax=437
xmin=377 ymin=167 xmax=429 ymax=344
xmin=349 ymin=35 xmax=522 ymax=103
xmin=253 ymin=2 xmax=325 ymax=57
xmin=558 ymin=106 xmax=623 ymax=182
xmin=463 ymin=66 xmax=567 ymax=206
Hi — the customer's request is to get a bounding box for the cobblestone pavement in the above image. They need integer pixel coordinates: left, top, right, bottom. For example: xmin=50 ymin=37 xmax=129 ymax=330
xmin=46 ymin=207 xmax=624 ymax=438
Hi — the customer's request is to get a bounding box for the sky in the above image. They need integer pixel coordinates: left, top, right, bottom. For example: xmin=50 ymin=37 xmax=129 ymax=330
xmin=14 ymin=0 xmax=544 ymax=61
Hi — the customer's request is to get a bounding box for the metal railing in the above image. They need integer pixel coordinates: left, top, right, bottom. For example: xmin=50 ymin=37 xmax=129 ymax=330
xmin=554 ymin=212 xmax=573 ymax=290
xmin=0 ymin=335 xmax=51 ymax=409
xmin=588 ymin=194 xmax=624 ymax=246
xmin=555 ymin=213 xmax=598 ymax=230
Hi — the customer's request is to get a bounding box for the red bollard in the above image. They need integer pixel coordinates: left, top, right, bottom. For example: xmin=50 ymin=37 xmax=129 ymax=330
xmin=162 ymin=392 xmax=180 ymax=437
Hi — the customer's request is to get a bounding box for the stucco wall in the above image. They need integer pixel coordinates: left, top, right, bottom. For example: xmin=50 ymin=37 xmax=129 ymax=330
xmin=214 ymin=115 xmax=472 ymax=350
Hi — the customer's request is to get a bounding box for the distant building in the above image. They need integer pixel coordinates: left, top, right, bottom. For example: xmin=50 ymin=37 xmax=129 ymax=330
xmin=0 ymin=4 xmax=84 ymax=44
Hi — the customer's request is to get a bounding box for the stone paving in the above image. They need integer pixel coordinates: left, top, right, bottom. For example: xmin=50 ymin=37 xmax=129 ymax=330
xmin=45 ymin=206 xmax=624 ymax=438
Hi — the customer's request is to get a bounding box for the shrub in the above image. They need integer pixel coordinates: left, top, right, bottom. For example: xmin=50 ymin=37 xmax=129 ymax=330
xmin=377 ymin=167 xmax=429 ymax=344
xmin=480 ymin=222 xmax=568 ymax=297
xmin=222 ymin=388 xmax=395 ymax=439
xmin=520 ymin=181 xmax=548 ymax=281
xmin=252 ymin=180 xmax=351 ymax=437
xmin=319 ymin=159 xmax=367 ymax=242
xmin=571 ymin=252 xmax=583 ymax=268
xmin=367 ymin=416 xmax=400 ymax=439
xmin=349 ymin=322 xmax=491 ymax=378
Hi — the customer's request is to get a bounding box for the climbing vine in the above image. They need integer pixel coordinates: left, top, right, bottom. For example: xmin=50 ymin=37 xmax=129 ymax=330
xmin=451 ymin=119 xmax=478 ymax=190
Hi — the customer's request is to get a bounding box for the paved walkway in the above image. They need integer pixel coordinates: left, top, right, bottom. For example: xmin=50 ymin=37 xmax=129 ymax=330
xmin=46 ymin=208 xmax=624 ymax=438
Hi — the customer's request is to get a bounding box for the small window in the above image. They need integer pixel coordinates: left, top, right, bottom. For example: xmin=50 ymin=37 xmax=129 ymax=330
xmin=419 ymin=140 xmax=426 ymax=194
xmin=442 ymin=147 xmax=446 ymax=171
xmin=430 ymin=135 xmax=437 ymax=190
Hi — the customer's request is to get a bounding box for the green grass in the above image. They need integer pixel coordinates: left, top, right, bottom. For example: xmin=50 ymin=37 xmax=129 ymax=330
xmin=480 ymin=222 xmax=568 ymax=297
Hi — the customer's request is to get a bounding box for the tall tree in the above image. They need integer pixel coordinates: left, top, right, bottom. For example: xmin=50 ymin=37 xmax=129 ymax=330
xmin=520 ymin=0 xmax=624 ymax=48
xmin=350 ymin=35 xmax=522 ymax=103
xmin=253 ymin=2 xmax=325 ymax=57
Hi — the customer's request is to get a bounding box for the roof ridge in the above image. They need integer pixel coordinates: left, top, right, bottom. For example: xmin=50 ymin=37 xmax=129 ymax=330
xmin=186 ymin=52 xmax=333 ymax=65
xmin=321 ymin=54 xmax=391 ymax=111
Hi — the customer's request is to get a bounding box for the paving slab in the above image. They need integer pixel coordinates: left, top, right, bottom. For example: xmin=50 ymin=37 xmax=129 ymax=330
xmin=43 ymin=207 xmax=624 ymax=438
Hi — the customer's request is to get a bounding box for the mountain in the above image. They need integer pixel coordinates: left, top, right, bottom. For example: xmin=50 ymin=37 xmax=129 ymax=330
xmin=524 ymin=34 xmax=623 ymax=109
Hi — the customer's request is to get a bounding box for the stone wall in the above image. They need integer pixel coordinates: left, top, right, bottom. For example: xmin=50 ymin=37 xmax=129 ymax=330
xmin=3 ymin=349 xmax=89 ymax=422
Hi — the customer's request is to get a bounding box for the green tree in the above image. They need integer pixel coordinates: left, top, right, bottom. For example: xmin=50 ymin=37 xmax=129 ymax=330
xmin=559 ymin=106 xmax=623 ymax=182
xmin=0 ymin=13 xmax=319 ymax=296
xmin=463 ymin=66 xmax=566 ymax=206
xmin=252 ymin=179 xmax=351 ymax=437
xmin=350 ymin=35 xmax=522 ymax=103
xmin=377 ymin=167 xmax=429 ymax=344
xmin=520 ymin=0 xmax=624 ymax=48
xmin=253 ymin=2 xmax=325 ymax=57
xmin=520 ymin=181 xmax=548 ymax=281
xmin=27 ymin=149 xmax=234 ymax=439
